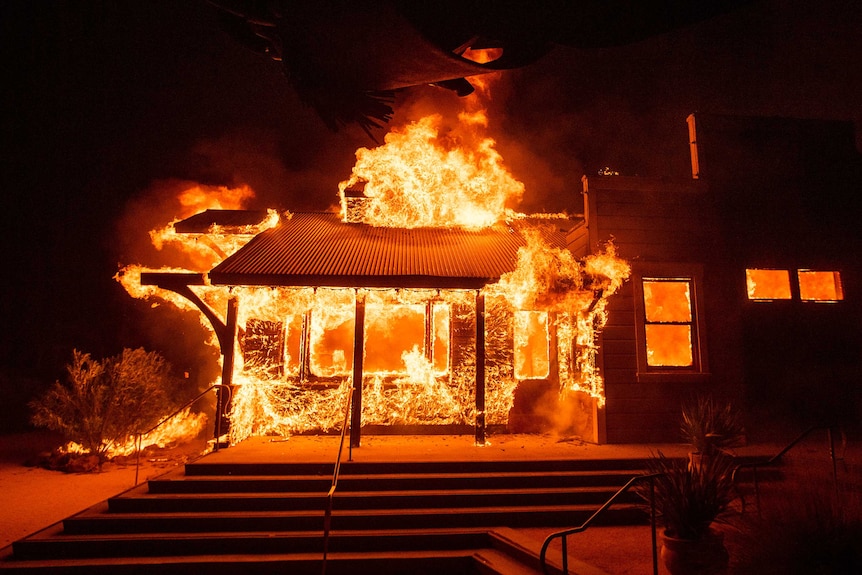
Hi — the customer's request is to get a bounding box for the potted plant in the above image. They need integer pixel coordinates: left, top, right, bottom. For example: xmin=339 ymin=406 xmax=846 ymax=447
xmin=639 ymin=451 xmax=738 ymax=575
xmin=681 ymin=396 xmax=745 ymax=467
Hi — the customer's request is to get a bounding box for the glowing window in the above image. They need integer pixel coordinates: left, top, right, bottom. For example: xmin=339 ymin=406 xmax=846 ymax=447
xmin=431 ymin=302 xmax=450 ymax=374
xmin=746 ymin=269 xmax=792 ymax=300
xmin=643 ymin=279 xmax=694 ymax=367
xmin=514 ymin=311 xmax=550 ymax=379
xmin=364 ymin=304 xmax=426 ymax=374
xmin=309 ymin=302 xmax=355 ymax=378
xmin=284 ymin=315 xmax=304 ymax=376
xmin=798 ymin=270 xmax=844 ymax=302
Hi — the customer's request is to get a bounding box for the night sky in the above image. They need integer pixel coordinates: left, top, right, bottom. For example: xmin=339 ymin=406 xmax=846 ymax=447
xmin=1 ymin=0 xmax=860 ymax=430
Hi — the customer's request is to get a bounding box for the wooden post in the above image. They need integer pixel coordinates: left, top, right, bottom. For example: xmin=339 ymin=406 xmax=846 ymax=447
xmin=215 ymin=296 xmax=238 ymax=443
xmin=475 ymin=292 xmax=486 ymax=445
xmin=350 ymin=292 xmax=366 ymax=448
xmin=424 ymin=300 xmax=434 ymax=362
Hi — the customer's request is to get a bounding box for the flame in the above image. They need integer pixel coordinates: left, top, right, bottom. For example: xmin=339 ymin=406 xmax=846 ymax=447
xmin=114 ymin=184 xmax=269 ymax=451
xmin=118 ymin=86 xmax=634 ymax=442
xmin=149 ymin=184 xmax=277 ymax=272
xmin=61 ymin=407 xmax=208 ymax=459
xmin=338 ymin=113 xmax=523 ymax=229
xmin=486 ymin=234 xmax=631 ymax=407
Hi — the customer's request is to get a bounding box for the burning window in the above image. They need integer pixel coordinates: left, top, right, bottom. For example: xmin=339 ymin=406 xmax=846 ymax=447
xmin=309 ymin=294 xmax=355 ymax=378
xmin=746 ymin=269 xmax=792 ymax=300
xmin=364 ymin=304 xmax=426 ymax=374
xmin=431 ymin=302 xmax=451 ymax=374
xmin=514 ymin=311 xmax=550 ymax=379
xmin=240 ymin=319 xmax=285 ymax=378
xmin=642 ymin=279 xmax=695 ymax=368
xmin=798 ymin=270 xmax=844 ymax=302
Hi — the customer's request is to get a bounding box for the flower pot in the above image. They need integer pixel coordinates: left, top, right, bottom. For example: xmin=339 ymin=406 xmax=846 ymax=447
xmin=660 ymin=528 xmax=729 ymax=575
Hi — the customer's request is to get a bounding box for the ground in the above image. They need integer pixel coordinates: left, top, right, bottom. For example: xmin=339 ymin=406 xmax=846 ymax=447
xmin=1 ymin=429 xmax=859 ymax=574
xmin=0 ymin=430 xmax=207 ymax=549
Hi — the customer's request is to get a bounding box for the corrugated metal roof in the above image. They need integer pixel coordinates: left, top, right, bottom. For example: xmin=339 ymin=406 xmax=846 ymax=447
xmin=208 ymin=212 xmax=581 ymax=289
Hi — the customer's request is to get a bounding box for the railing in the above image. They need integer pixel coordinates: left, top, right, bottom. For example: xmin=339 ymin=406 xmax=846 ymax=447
xmin=731 ymin=424 xmax=844 ymax=516
xmin=540 ymin=473 xmax=663 ymax=575
xmin=321 ymin=384 xmax=354 ymax=575
xmin=133 ymin=383 xmax=232 ymax=485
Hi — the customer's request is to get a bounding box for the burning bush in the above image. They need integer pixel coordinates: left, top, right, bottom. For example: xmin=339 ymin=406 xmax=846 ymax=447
xmin=29 ymin=348 xmax=186 ymax=464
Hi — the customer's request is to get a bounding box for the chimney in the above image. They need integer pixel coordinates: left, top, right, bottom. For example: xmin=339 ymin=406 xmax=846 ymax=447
xmin=687 ymin=113 xmax=700 ymax=179
xmin=342 ymin=181 xmax=369 ymax=223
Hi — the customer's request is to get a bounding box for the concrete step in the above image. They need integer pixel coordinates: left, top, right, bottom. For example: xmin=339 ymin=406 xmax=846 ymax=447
xmin=12 ymin=525 xmax=490 ymax=560
xmin=1 ymin=452 xmax=780 ymax=574
xmin=149 ymin=468 xmax=644 ymax=494
xmin=109 ymin=484 xmax=641 ymax=513
xmin=0 ymin=548 xmax=480 ymax=575
xmin=62 ymin=500 xmax=646 ymax=535
xmin=183 ymin=458 xmax=654 ymax=477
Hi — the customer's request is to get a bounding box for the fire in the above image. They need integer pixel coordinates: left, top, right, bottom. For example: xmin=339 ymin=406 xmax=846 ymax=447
xmin=337 ymin=113 xmax=523 ymax=229
xmin=119 ymin=81 xmax=633 ymax=443
xmin=486 ymin=233 xmax=630 ymax=407
xmin=115 ymin=184 xmax=272 ymax=451
xmin=149 ymin=184 xmax=278 ymax=271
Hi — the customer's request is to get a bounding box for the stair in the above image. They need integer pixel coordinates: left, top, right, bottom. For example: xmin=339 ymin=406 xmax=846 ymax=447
xmin=0 ymin=453 xmax=659 ymax=574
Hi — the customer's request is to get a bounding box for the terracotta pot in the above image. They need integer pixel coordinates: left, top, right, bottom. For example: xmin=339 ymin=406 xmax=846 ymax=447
xmin=660 ymin=528 xmax=729 ymax=575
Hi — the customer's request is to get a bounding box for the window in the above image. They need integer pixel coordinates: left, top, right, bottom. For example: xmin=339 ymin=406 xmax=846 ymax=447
xmin=364 ymin=304 xmax=426 ymax=374
xmin=514 ymin=310 xmax=550 ymax=379
xmin=745 ymin=268 xmax=845 ymax=302
xmin=309 ymin=300 xmax=355 ymax=378
xmin=431 ymin=302 xmax=450 ymax=374
xmin=634 ymin=264 xmax=707 ymax=379
xmin=642 ymin=279 xmax=694 ymax=367
xmin=798 ymin=270 xmax=844 ymax=302
xmin=746 ymin=269 xmax=792 ymax=300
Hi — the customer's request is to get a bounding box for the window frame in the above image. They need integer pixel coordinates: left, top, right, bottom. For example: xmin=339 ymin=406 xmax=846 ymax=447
xmin=633 ymin=263 xmax=709 ymax=382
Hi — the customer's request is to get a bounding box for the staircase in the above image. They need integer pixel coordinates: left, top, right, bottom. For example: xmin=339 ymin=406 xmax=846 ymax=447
xmin=0 ymin=454 xmax=655 ymax=574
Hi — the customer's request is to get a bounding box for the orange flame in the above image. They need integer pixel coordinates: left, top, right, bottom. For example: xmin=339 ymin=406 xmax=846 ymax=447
xmin=119 ymin=91 xmax=633 ymax=442
xmin=338 ymin=113 xmax=523 ymax=229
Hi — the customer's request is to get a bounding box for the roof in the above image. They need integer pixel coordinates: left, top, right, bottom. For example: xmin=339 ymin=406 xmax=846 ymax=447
xmin=174 ymin=209 xmax=272 ymax=234
xmin=208 ymin=212 xmax=580 ymax=289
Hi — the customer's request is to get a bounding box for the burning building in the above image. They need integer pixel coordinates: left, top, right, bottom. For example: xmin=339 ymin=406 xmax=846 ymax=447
xmin=120 ymin=112 xmax=862 ymax=447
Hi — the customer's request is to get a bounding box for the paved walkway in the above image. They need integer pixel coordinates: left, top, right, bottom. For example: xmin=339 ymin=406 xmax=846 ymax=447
xmin=201 ymin=432 xmax=777 ymax=465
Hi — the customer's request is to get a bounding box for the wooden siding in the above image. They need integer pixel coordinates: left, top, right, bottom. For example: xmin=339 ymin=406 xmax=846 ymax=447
xmin=582 ymin=176 xmax=723 ymax=443
xmin=584 ymin=176 xmax=716 ymax=264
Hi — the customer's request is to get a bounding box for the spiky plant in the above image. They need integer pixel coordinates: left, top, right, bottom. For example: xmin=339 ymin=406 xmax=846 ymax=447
xmin=640 ymin=451 xmax=738 ymax=540
xmin=681 ymin=396 xmax=745 ymax=456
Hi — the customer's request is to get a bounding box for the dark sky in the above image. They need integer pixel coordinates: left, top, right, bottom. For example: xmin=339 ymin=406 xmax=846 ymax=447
xmin=1 ymin=0 xmax=860 ymax=409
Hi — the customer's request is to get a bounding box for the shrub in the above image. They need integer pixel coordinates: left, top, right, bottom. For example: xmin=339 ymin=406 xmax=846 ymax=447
xmin=30 ymin=348 xmax=182 ymax=463
xmin=731 ymin=480 xmax=862 ymax=574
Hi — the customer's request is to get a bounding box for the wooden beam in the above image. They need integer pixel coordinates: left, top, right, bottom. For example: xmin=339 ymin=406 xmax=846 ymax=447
xmin=475 ymin=292 xmax=486 ymax=446
xmin=350 ymin=292 xmax=366 ymax=448
xmin=216 ymin=296 xmax=238 ymax=443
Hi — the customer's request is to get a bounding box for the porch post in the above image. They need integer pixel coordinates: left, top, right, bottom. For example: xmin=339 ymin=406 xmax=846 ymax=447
xmin=350 ymin=292 xmax=366 ymax=448
xmin=215 ymin=295 xmax=238 ymax=443
xmin=475 ymin=292 xmax=486 ymax=445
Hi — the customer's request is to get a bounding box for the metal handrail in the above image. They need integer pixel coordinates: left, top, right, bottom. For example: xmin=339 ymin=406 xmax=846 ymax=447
xmin=731 ymin=424 xmax=843 ymax=515
xmin=321 ymin=384 xmax=354 ymax=575
xmin=540 ymin=473 xmax=663 ymax=575
xmin=133 ymin=383 xmax=232 ymax=485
